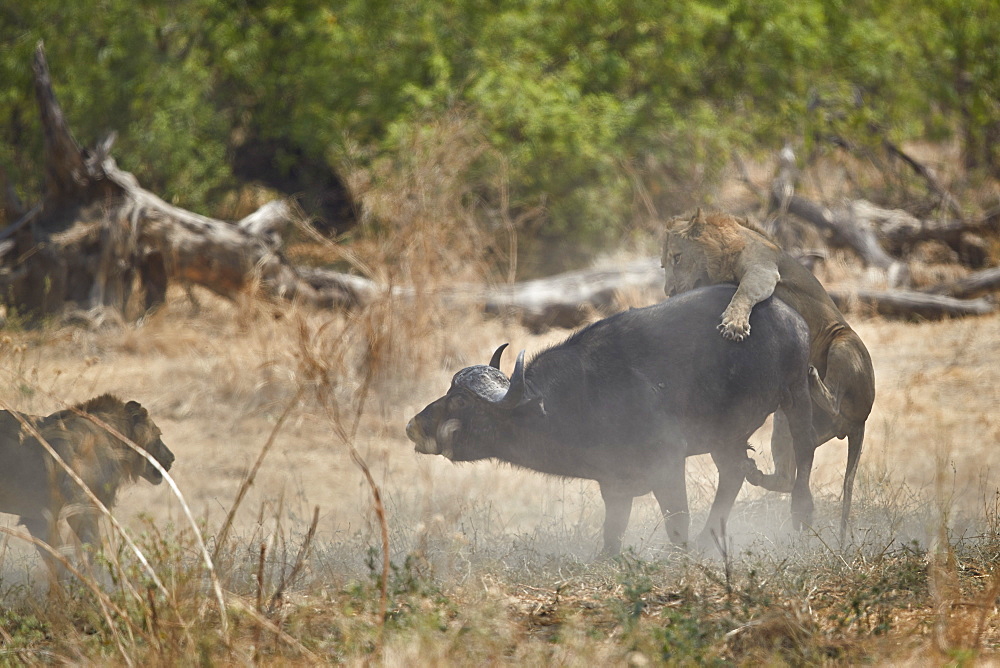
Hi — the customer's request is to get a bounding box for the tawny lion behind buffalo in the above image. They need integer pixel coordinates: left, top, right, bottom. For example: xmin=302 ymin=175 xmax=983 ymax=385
xmin=661 ymin=209 xmax=875 ymax=540
xmin=0 ymin=395 xmax=175 ymax=572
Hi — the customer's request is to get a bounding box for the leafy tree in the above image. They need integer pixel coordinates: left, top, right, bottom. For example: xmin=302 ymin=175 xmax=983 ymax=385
xmin=1 ymin=0 xmax=998 ymax=246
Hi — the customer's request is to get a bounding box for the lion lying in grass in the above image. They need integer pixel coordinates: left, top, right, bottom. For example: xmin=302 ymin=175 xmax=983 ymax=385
xmin=0 ymin=395 xmax=175 ymax=572
xmin=662 ymin=210 xmax=875 ymax=539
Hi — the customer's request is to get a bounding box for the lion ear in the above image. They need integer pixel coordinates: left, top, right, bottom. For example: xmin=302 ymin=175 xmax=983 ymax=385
xmin=676 ymin=208 xmax=705 ymax=238
xmin=125 ymin=401 xmax=147 ymax=423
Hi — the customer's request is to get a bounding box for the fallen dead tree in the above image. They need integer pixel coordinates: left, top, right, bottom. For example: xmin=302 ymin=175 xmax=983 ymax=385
xmin=0 ymin=43 xmax=369 ymax=325
xmin=480 ymin=259 xmax=663 ymax=332
xmin=828 ymin=288 xmax=995 ymax=319
xmin=771 ymin=188 xmax=911 ymax=287
xmin=922 ymin=266 xmax=1000 ymax=300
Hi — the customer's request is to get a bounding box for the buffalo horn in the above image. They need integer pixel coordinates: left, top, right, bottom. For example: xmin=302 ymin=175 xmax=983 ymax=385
xmin=489 ymin=343 xmax=509 ymax=370
xmin=498 ymin=350 xmax=527 ymax=408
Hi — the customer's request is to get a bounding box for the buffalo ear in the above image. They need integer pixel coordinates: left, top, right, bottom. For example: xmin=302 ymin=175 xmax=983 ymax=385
xmin=489 ymin=343 xmax=509 ymax=370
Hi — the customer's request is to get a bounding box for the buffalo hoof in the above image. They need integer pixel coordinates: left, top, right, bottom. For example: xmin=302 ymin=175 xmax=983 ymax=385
xmin=791 ymin=499 xmax=815 ymax=532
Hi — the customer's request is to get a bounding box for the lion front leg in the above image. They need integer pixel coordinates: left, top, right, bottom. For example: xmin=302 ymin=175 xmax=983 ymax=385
xmin=66 ymin=509 xmax=102 ymax=561
xmin=719 ymin=303 xmax=753 ymax=341
xmin=718 ymin=264 xmax=780 ymax=341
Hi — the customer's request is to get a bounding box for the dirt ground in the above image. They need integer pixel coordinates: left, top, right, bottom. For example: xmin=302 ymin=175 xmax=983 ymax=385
xmin=0 ymin=281 xmax=998 ymax=578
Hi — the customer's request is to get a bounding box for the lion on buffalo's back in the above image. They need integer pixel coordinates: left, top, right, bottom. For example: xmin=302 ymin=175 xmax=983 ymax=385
xmin=662 ymin=210 xmax=875 ymax=539
xmin=0 ymin=395 xmax=175 ymax=569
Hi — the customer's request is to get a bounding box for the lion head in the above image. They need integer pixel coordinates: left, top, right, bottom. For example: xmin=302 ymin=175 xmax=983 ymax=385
xmin=122 ymin=400 xmax=174 ymax=485
xmin=661 ymin=209 xmax=750 ymax=297
xmin=70 ymin=395 xmax=176 ymax=487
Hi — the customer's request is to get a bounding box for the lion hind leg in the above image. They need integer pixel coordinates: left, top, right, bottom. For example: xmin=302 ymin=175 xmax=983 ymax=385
xmin=821 ymin=334 xmax=876 ymax=428
xmin=808 ymin=366 xmax=840 ymax=417
xmin=20 ymin=512 xmax=65 ymax=580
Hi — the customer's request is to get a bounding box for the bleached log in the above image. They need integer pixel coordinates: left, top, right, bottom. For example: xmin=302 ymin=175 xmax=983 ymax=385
xmin=923 ymin=267 xmax=1000 ymax=300
xmin=828 ymin=288 xmax=994 ymax=319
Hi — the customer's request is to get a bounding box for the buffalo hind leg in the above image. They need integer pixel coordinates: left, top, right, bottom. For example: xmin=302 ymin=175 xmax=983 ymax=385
xmin=697 ymin=449 xmax=747 ymax=549
xmin=753 ymin=404 xmax=835 ymax=495
xmin=599 ymin=481 xmax=634 ymax=556
xmin=783 ymin=387 xmax=817 ymax=530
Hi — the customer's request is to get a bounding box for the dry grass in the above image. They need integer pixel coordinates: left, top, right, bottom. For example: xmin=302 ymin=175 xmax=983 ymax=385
xmin=0 ymin=275 xmax=997 ymax=664
xmin=0 ymin=138 xmax=999 ymax=664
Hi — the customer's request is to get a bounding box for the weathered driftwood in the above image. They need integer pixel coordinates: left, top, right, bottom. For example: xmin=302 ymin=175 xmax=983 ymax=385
xmin=853 ymin=199 xmax=997 ymax=263
xmin=762 ymin=145 xmax=911 ymax=285
xmin=476 ymin=262 xmax=997 ymax=329
xmin=770 ymin=141 xmax=994 ymax=272
xmin=0 ymin=166 xmax=25 ymax=221
xmin=473 ymin=260 xmax=997 ymax=328
xmin=923 ymin=266 xmax=1000 ymax=300
xmin=480 ymin=259 xmax=663 ymax=332
xmin=776 ymin=194 xmax=910 ymax=286
xmin=878 ymin=138 xmax=963 ymax=219
xmin=828 ymin=288 xmax=995 ymax=319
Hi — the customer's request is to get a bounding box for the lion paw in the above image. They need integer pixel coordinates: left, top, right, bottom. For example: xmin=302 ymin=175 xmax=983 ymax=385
xmin=718 ymin=318 xmax=750 ymax=341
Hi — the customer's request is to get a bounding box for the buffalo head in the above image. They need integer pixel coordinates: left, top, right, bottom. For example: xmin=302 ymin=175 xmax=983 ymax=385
xmin=406 ymin=344 xmax=530 ymax=461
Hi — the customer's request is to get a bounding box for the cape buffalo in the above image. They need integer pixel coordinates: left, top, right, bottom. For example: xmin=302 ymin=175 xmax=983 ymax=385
xmin=406 ymin=285 xmax=815 ymax=554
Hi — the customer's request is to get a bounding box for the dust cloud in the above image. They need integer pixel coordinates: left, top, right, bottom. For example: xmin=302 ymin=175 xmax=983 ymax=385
xmin=0 ymin=287 xmax=997 ymax=581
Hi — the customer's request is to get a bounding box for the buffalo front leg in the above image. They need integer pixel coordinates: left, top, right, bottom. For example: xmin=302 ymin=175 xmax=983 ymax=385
xmin=598 ymin=481 xmax=634 ymax=556
xmin=651 ymin=453 xmax=690 ymax=545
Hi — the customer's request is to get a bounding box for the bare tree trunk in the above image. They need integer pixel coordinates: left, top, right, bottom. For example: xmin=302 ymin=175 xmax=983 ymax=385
xmin=480 ymin=259 xmax=662 ymax=332
xmin=779 ymin=195 xmax=910 ymax=287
